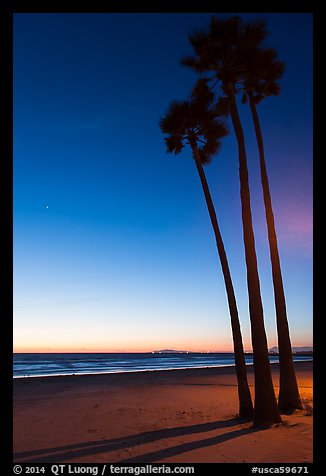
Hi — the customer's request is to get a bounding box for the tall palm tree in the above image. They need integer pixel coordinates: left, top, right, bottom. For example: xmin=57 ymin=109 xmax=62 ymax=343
xmin=182 ymin=16 xmax=282 ymax=426
xmin=239 ymin=41 xmax=302 ymax=412
xmin=159 ymin=83 xmax=253 ymax=418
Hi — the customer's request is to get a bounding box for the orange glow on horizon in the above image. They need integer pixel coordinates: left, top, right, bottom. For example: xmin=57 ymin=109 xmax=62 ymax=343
xmin=13 ymin=324 xmax=312 ymax=354
xmin=14 ymin=330 xmax=242 ymax=354
xmin=13 ymin=340 xmax=240 ymax=354
xmin=13 ymin=341 xmax=312 ymax=354
xmin=13 ymin=346 xmax=237 ymax=353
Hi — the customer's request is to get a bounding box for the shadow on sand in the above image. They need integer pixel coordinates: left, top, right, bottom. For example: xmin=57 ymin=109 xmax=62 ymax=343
xmin=14 ymin=417 xmax=261 ymax=463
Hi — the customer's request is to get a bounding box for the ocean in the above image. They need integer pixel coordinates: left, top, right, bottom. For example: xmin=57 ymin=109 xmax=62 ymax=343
xmin=13 ymin=352 xmax=313 ymax=378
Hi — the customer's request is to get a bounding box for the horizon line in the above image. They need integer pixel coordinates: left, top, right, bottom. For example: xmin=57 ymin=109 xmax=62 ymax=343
xmin=13 ymin=346 xmax=313 ymax=354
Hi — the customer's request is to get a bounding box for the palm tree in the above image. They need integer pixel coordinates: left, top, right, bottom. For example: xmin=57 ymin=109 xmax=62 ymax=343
xmin=182 ymin=16 xmax=282 ymax=426
xmin=159 ymin=83 xmax=253 ymax=418
xmin=239 ymin=41 xmax=302 ymax=412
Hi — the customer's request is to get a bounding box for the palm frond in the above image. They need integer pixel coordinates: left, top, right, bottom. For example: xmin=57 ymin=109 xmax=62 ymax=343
xmin=159 ymin=100 xmax=190 ymax=134
xmin=191 ymin=78 xmax=215 ymax=108
xmin=198 ymin=136 xmax=222 ymax=164
xmin=165 ymin=135 xmax=184 ymax=155
xmin=241 ymin=21 xmax=267 ymax=48
xmin=239 ymin=45 xmax=285 ymax=100
xmin=214 ymin=96 xmax=230 ymax=116
xmin=253 ymin=93 xmax=264 ymax=104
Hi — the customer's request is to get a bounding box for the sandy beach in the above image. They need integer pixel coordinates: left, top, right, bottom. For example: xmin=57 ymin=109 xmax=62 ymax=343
xmin=13 ymin=361 xmax=313 ymax=463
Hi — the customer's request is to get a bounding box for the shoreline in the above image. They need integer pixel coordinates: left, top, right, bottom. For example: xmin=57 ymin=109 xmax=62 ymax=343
xmin=13 ymin=357 xmax=313 ymax=380
xmin=14 ymin=361 xmax=313 ymax=463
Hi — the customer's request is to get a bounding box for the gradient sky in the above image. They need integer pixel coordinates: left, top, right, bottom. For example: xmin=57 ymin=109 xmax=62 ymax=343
xmin=13 ymin=13 xmax=313 ymax=353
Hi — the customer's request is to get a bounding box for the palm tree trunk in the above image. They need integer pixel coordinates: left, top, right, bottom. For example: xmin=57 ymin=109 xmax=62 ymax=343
xmin=226 ymin=84 xmax=282 ymax=426
xmin=191 ymin=141 xmax=253 ymax=419
xmin=248 ymin=93 xmax=302 ymax=412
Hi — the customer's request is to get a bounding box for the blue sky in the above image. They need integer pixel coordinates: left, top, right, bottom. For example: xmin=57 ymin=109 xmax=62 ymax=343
xmin=13 ymin=13 xmax=312 ymax=352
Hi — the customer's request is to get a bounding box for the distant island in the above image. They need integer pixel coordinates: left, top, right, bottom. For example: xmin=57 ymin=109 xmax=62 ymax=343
xmin=269 ymin=346 xmax=313 ymax=354
xmin=152 ymin=349 xmax=192 ymax=354
xmin=152 ymin=347 xmax=313 ymax=355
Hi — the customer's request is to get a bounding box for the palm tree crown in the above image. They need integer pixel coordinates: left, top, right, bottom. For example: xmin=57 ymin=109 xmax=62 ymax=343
xmin=160 ymin=82 xmax=228 ymax=163
xmin=182 ymin=16 xmax=267 ymax=93
xmin=239 ymin=46 xmax=285 ymax=104
xmin=182 ymin=17 xmax=284 ymax=107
